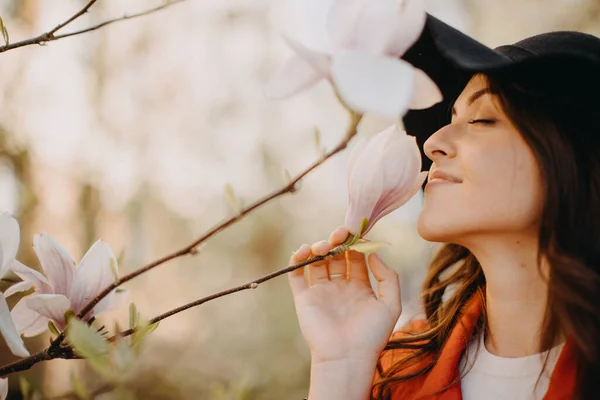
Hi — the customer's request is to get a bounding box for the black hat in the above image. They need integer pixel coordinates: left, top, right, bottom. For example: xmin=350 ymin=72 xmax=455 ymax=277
xmin=401 ymin=15 xmax=600 ymax=171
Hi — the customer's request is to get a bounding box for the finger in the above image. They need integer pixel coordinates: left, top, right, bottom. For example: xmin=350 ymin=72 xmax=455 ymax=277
xmin=308 ymin=240 xmax=331 ymax=285
xmin=368 ymin=253 xmax=402 ymax=317
xmin=347 ymin=250 xmax=370 ymax=283
xmin=328 ymin=226 xmax=350 ymax=246
xmin=288 ymin=244 xmax=310 ymax=295
xmin=328 ymin=227 xmax=349 ymax=278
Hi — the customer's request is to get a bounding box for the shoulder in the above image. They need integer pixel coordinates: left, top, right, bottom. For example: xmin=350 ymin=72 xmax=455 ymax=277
xmin=380 ymin=319 xmax=430 ymax=370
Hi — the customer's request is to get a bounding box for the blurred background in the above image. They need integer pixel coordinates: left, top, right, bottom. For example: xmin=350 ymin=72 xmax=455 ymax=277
xmin=0 ymin=0 xmax=597 ymax=398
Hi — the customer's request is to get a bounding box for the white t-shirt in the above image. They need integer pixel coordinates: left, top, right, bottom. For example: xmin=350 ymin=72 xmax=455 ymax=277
xmin=459 ymin=333 xmax=565 ymax=400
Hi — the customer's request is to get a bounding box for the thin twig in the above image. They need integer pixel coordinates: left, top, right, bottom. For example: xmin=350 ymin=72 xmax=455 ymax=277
xmin=51 ymin=1 xmax=186 ymax=42
xmin=111 ymin=252 xmax=333 ymax=340
xmin=76 ymin=111 xmax=362 ymax=321
xmin=0 ymin=111 xmax=362 ymax=376
xmin=0 ymin=340 xmax=79 ymax=377
xmin=0 ymin=0 xmax=184 ymax=53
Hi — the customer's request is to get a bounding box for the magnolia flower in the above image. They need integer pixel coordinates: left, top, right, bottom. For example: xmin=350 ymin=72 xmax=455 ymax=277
xmin=0 ymin=213 xmax=30 ymax=357
xmin=345 ymin=125 xmax=427 ymax=236
xmin=266 ymin=0 xmax=442 ymax=117
xmin=8 ymin=233 xmax=125 ymax=336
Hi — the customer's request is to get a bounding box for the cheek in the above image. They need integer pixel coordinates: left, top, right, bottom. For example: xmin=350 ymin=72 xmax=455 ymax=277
xmin=417 ymin=143 xmax=543 ymax=242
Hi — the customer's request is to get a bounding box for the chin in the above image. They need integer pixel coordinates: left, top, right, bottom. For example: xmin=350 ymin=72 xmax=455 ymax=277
xmin=416 ymin=213 xmax=461 ymax=243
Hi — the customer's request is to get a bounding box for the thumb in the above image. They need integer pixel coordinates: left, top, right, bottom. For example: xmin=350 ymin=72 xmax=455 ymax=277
xmin=368 ymin=253 xmax=402 ymax=318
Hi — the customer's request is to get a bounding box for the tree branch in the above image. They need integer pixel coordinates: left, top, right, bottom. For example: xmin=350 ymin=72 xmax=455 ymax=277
xmin=0 ymin=339 xmax=79 ymax=376
xmin=76 ymin=111 xmax=362 ymax=321
xmin=0 ymin=111 xmax=362 ymax=376
xmin=0 ymin=0 xmax=185 ymax=53
xmin=112 ymin=252 xmax=334 ymax=340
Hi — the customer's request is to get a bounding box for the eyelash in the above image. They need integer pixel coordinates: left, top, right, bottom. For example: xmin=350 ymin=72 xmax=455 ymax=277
xmin=467 ymin=119 xmax=496 ymax=125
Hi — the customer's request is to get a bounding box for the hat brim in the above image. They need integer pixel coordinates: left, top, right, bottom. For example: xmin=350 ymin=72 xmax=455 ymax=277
xmin=401 ymin=15 xmax=516 ymax=172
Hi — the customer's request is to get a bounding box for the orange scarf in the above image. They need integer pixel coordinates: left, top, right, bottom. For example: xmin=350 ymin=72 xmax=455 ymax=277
xmin=379 ymin=294 xmax=577 ymax=399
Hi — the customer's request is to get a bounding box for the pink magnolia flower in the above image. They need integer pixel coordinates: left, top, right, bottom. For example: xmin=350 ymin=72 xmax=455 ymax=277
xmin=266 ymin=0 xmax=442 ymax=117
xmin=0 ymin=213 xmax=30 ymax=357
xmin=345 ymin=125 xmax=427 ymax=236
xmin=8 ymin=233 xmax=126 ymax=336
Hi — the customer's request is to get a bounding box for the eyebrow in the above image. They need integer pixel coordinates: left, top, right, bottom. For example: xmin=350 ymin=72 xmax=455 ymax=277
xmin=451 ymin=88 xmax=492 ymax=116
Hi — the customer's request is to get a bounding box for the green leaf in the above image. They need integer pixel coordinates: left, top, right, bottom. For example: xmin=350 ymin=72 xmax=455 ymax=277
xmin=48 ymin=321 xmax=60 ymax=337
xmin=64 ymin=309 xmax=75 ymax=325
xmin=343 ymin=218 xmax=369 ymax=247
xmin=224 ymin=184 xmax=240 ymax=214
xmin=66 ymin=318 xmax=112 ymax=378
xmin=19 ymin=376 xmax=31 ymax=399
xmin=128 ymin=303 xmax=138 ymax=330
xmin=110 ymin=258 xmax=119 ymax=285
xmin=131 ymin=319 xmax=159 ymax=349
xmin=113 ymin=333 xmax=136 ymax=372
xmin=70 ymin=373 xmax=89 ymax=400
xmin=314 ymin=127 xmax=325 ymax=157
xmin=0 ymin=17 xmax=9 ymax=46
xmin=348 ymin=240 xmax=390 ymax=254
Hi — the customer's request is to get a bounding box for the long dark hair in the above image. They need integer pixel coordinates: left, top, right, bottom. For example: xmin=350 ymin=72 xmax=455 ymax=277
xmin=373 ymin=60 xmax=600 ymax=399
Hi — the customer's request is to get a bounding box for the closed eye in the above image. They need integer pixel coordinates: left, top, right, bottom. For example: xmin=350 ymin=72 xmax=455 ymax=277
xmin=468 ymin=119 xmax=496 ymax=125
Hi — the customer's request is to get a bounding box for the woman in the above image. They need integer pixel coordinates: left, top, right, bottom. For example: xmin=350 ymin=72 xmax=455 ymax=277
xmin=288 ymin=14 xmax=600 ymax=400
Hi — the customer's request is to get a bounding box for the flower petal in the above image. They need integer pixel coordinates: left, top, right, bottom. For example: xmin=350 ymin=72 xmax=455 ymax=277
xmin=33 ymin=233 xmax=75 ymax=296
xmin=10 ymin=260 xmax=51 ymax=293
xmin=4 ymin=281 xmax=33 ymax=298
xmin=366 ymin=132 xmax=423 ymax=219
xmin=93 ymin=289 xmax=128 ymax=316
xmin=0 ymin=377 xmax=7 ymax=400
xmin=367 ymin=171 xmax=427 ymax=234
xmin=385 ymin=0 xmax=427 ymax=57
xmin=408 ymin=68 xmax=443 ymax=110
xmin=283 ymin=0 xmax=335 ymax=53
xmin=11 ymin=296 xmax=50 ymax=337
xmin=327 ymin=0 xmax=365 ymax=49
xmin=26 ymin=294 xmax=70 ymax=329
xmin=0 ymin=292 xmax=29 ymax=357
xmin=353 ymin=0 xmax=409 ymax=54
xmin=345 ymin=127 xmax=398 ymax=233
xmin=332 ymin=52 xmax=415 ymax=117
xmin=283 ymin=35 xmax=331 ymax=76
xmin=265 ymin=56 xmax=324 ymax=99
xmin=346 ymin=137 xmax=368 ymax=186
xmin=0 ymin=213 xmax=19 ymax=279
xmin=70 ymin=240 xmax=117 ymax=314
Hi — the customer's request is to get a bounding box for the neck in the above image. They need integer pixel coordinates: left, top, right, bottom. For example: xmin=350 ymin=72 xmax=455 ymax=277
xmin=464 ymin=233 xmax=556 ymax=357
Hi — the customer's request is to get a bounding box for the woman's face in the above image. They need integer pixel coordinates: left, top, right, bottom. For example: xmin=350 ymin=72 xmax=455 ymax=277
xmin=417 ymin=75 xmax=544 ymax=245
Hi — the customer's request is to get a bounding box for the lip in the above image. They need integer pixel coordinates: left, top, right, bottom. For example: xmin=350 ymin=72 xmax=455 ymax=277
xmin=428 ymin=170 xmax=462 ymax=183
xmin=426 ymin=170 xmax=462 ymax=188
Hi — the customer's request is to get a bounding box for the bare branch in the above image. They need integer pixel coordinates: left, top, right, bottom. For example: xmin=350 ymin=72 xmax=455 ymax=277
xmin=0 ymin=111 xmax=362 ymax=376
xmin=0 ymin=0 xmax=185 ymax=53
xmin=0 ymin=340 xmax=79 ymax=377
xmin=113 ymin=252 xmax=333 ymax=341
xmin=48 ymin=0 xmax=98 ymax=37
xmin=76 ymin=111 xmax=362 ymax=321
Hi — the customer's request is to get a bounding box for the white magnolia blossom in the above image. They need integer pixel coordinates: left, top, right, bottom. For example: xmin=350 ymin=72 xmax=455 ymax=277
xmin=8 ymin=233 xmax=126 ymax=336
xmin=345 ymin=125 xmax=426 ymax=236
xmin=0 ymin=213 xmax=29 ymax=357
xmin=266 ymin=0 xmax=442 ymax=117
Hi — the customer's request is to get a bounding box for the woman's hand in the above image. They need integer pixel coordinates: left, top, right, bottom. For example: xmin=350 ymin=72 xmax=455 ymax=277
xmin=288 ymin=226 xmax=402 ymax=365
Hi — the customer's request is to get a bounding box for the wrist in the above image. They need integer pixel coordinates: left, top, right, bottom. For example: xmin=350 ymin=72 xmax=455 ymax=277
xmin=308 ymin=358 xmax=378 ymax=400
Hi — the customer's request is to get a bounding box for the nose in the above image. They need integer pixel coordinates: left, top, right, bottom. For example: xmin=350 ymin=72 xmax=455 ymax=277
xmin=423 ymin=124 xmax=457 ymax=163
